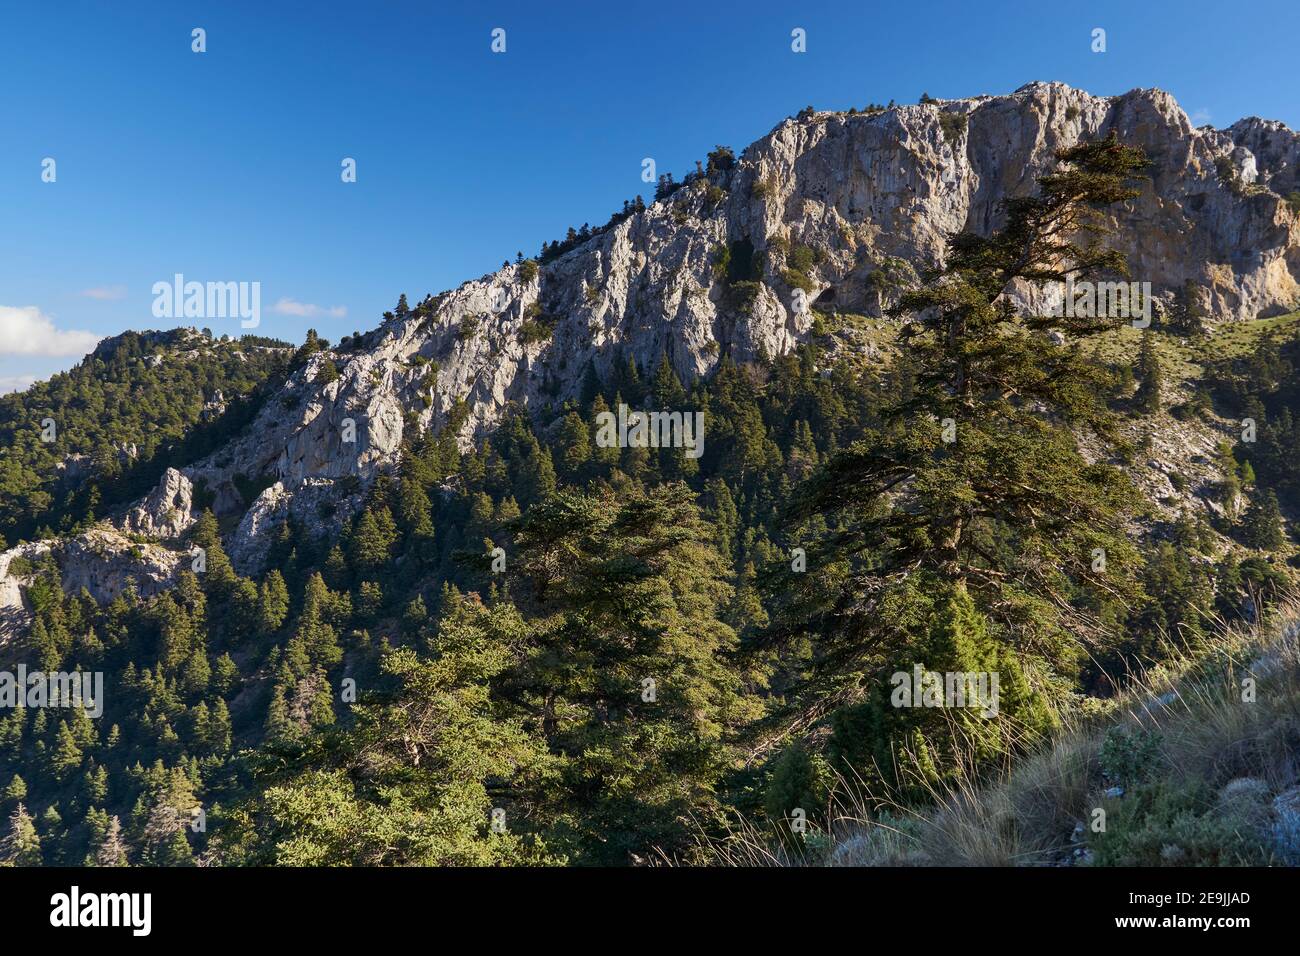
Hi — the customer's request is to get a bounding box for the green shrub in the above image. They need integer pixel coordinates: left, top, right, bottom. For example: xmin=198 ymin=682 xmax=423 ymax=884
xmin=518 ymin=259 xmax=539 ymax=283
xmin=1099 ymin=726 xmax=1164 ymax=788
xmin=764 ymin=742 xmax=830 ymax=829
xmin=1215 ymin=156 xmax=1244 ymax=195
xmin=788 ymin=244 xmax=818 ymax=274
xmin=781 ymin=269 xmax=816 ymax=294
xmin=938 ymin=112 xmax=968 ymax=143
xmin=520 ymin=317 xmax=556 ymax=345
xmin=457 ymin=315 xmax=480 ymax=341
xmin=711 ymin=244 xmax=731 ymax=282
xmin=315 ymin=360 xmax=339 ymax=385
xmin=1089 ymin=779 xmax=1272 ymax=866
xmin=706 ymin=145 xmax=736 ymax=174
xmin=726 ymin=280 xmax=762 ymax=312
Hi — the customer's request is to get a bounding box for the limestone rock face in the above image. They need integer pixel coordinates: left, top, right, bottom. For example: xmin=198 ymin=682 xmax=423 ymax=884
xmin=13 ymin=82 xmax=1300 ymax=585
xmin=0 ymin=531 xmax=185 ymax=646
xmin=123 ymin=468 xmax=195 ymax=540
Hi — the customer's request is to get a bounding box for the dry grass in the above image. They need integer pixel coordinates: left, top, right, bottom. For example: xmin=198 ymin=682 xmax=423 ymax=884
xmin=697 ymin=602 xmax=1300 ymax=867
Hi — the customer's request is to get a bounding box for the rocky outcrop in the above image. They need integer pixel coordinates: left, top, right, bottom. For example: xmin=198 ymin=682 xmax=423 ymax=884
xmin=123 ymin=468 xmax=195 ymax=540
xmin=0 ymin=530 xmax=186 ymax=646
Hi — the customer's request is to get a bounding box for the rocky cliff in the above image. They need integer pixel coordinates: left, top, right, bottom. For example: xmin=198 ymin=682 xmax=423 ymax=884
xmin=2 ymin=81 xmax=1297 ymax=629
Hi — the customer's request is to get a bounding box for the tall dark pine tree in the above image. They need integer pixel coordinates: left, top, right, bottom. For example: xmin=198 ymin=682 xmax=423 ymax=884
xmin=1135 ymin=331 xmax=1163 ymax=413
xmin=766 ymin=135 xmax=1151 ymax=717
xmin=1241 ymin=489 xmax=1286 ymax=551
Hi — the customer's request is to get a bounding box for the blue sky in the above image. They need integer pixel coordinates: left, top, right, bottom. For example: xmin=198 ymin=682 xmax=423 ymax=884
xmin=1 ymin=0 xmax=1296 ymax=391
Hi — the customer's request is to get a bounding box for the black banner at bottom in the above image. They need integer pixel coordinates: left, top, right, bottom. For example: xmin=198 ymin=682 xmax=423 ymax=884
xmin=0 ymin=865 xmax=1283 ymax=942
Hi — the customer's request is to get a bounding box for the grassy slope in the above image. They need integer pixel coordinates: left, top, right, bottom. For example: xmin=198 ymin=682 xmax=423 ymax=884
xmin=819 ymin=605 xmax=1300 ymax=867
xmin=703 ymin=605 xmax=1300 ymax=867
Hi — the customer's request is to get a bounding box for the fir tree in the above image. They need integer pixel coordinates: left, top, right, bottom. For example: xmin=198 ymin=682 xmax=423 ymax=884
xmin=1241 ymin=490 xmax=1286 ymax=550
xmin=1134 ymin=331 xmax=1162 ymax=413
xmin=768 ymin=135 xmax=1151 ymax=726
xmin=93 ymin=815 xmax=129 ymax=867
xmin=0 ymin=803 xmax=41 ymax=866
xmin=258 ymin=570 xmax=290 ymax=634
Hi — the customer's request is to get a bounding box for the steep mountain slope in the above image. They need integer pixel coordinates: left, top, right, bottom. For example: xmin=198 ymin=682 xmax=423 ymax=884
xmin=3 ymin=81 xmax=1299 ymax=615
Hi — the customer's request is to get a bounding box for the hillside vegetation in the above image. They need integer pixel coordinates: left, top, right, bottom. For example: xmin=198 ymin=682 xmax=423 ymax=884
xmin=1 ymin=135 xmax=1298 ymax=868
xmin=707 ymin=605 xmax=1300 ymax=867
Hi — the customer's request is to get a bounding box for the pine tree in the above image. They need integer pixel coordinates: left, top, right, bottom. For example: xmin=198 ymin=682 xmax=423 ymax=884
xmin=518 ymin=438 xmax=557 ymax=507
xmin=1134 ymin=331 xmax=1162 ymax=413
xmin=52 ymin=720 xmax=84 ymax=782
xmin=295 ymin=573 xmax=343 ymax=669
xmin=509 ymin=483 xmax=759 ymax=862
xmin=1241 ymin=490 xmax=1286 ymax=550
xmin=768 ymin=135 xmax=1150 ymax=724
xmin=833 ymin=581 xmax=1053 ymax=801
xmin=264 ymin=677 xmax=293 ymax=744
xmin=0 ymin=803 xmax=41 ymax=866
xmin=557 ymin=411 xmax=592 ymax=481
xmin=93 ymin=815 xmax=129 ymax=867
xmin=139 ymin=768 xmax=197 ymax=866
xmin=651 ymin=353 xmax=687 ymax=409
xmin=208 ymin=700 xmax=233 ymax=754
xmin=212 ymin=652 xmax=239 ymax=696
xmin=235 ymin=594 xmax=552 ymax=866
xmin=258 ymin=570 xmax=290 ymax=633
xmin=589 ymin=395 xmax=621 ymax=469
xmin=349 ymin=505 xmax=398 ymax=573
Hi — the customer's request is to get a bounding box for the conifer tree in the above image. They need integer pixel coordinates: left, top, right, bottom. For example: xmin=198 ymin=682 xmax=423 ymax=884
xmin=349 ymin=505 xmax=398 ymax=573
xmin=236 ymin=594 xmax=552 ymax=866
xmin=768 ymin=135 xmax=1151 ymax=722
xmin=1134 ymin=331 xmax=1162 ymax=413
xmin=52 ymin=721 xmax=84 ymax=782
xmin=93 ymin=815 xmax=129 ymax=867
xmin=508 ymin=483 xmax=759 ymax=862
xmin=0 ymin=803 xmax=41 ymax=866
xmin=1241 ymin=489 xmax=1286 ymax=550
xmin=557 ymin=410 xmax=592 ymax=481
xmin=295 ymin=573 xmax=343 ymax=669
xmin=258 ymin=570 xmax=290 ymax=633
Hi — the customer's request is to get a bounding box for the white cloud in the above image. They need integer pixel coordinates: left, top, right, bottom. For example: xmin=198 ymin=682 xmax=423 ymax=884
xmin=79 ymin=285 xmax=127 ymax=301
xmin=271 ymin=297 xmax=347 ymax=319
xmin=0 ymin=375 xmax=39 ymax=395
xmin=0 ymin=305 xmax=102 ymax=357
xmin=1190 ymin=108 xmax=1213 ymax=126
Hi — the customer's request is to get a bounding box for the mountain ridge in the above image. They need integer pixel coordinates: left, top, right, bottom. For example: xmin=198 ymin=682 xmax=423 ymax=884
xmin=2 ymin=80 xmax=1298 ymax=627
